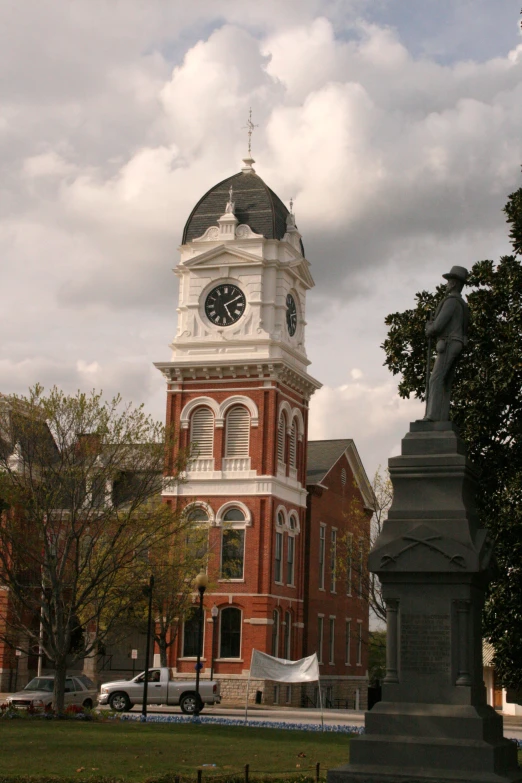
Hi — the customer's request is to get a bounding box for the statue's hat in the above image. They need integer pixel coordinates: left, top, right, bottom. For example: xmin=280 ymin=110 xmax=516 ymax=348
xmin=442 ymin=265 xmax=469 ymax=284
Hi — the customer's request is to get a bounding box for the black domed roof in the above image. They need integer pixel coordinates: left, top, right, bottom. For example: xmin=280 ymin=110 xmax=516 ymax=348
xmin=182 ymin=170 xmax=304 ymax=254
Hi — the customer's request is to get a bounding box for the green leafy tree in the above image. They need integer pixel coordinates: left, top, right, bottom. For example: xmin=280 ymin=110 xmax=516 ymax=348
xmin=0 ymin=385 xmax=189 ymax=712
xmin=382 ymin=186 xmax=522 ymax=688
xmin=368 ymin=630 xmax=387 ymax=686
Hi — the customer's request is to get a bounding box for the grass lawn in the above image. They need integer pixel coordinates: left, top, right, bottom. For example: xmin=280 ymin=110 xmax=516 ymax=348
xmin=0 ymin=721 xmax=352 ymax=781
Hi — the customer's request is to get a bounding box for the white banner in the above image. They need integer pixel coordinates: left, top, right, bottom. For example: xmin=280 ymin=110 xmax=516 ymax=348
xmin=249 ymin=649 xmax=320 ymax=683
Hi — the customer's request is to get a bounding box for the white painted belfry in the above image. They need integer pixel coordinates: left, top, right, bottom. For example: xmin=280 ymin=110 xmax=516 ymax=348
xmin=163 ymin=188 xmax=315 ymax=377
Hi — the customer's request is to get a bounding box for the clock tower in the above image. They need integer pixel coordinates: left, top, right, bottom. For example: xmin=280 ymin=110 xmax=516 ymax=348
xmin=155 ymin=149 xmax=321 ymax=697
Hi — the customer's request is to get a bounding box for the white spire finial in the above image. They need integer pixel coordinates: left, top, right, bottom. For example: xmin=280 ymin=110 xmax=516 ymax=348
xmin=287 ymin=197 xmax=296 ymax=229
xmin=225 ymin=185 xmax=235 ymax=214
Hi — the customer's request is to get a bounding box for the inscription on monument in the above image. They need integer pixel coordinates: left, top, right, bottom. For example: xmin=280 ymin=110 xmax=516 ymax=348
xmin=401 ymin=614 xmax=450 ymax=673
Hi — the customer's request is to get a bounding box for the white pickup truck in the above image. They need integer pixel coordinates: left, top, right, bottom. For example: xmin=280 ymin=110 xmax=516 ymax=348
xmin=98 ymin=667 xmax=221 ymax=714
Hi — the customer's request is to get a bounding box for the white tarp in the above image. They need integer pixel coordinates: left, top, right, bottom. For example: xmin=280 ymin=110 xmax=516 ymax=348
xmin=245 ymin=649 xmax=323 ymax=728
xmin=249 ymin=649 xmax=320 ymax=683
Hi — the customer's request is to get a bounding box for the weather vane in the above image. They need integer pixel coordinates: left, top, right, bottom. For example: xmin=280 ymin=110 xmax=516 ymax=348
xmin=242 ymin=108 xmax=259 ymax=155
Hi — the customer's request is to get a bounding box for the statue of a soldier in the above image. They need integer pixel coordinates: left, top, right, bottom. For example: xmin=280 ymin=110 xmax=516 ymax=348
xmin=424 ymin=265 xmax=470 ymax=422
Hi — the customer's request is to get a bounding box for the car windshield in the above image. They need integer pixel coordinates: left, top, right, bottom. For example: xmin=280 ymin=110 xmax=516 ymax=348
xmin=24 ymin=678 xmax=54 ymax=692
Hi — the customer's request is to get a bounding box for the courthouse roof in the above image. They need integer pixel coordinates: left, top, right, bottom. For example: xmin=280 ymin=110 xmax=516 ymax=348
xmin=182 ymin=169 xmax=305 ymax=255
xmin=306 ymin=439 xmax=354 ymax=486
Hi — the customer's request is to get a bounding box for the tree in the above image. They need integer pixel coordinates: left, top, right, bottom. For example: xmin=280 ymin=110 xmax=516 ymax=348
xmin=0 ymin=385 xmax=190 ymax=712
xmin=382 ymin=185 xmax=522 ymax=688
xmin=125 ymin=506 xmax=212 ymax=667
xmin=338 ymin=468 xmax=392 ymax=626
xmin=368 ymin=630 xmax=387 ymax=686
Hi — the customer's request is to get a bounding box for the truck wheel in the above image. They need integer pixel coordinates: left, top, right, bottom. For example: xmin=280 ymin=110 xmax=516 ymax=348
xmin=109 ymin=692 xmax=131 ymax=712
xmin=180 ymin=693 xmax=203 ymax=715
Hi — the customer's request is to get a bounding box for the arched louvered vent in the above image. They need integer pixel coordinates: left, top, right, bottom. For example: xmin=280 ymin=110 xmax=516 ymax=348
xmin=190 ymin=407 xmax=214 ymax=457
xmin=225 ymin=406 xmax=250 ymax=457
xmin=289 ymin=421 xmax=297 ymax=467
xmin=277 ymin=414 xmax=286 ymax=463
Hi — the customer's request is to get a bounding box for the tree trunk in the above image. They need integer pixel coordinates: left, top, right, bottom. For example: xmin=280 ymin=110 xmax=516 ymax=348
xmin=159 ymin=636 xmax=168 ymax=667
xmin=53 ymin=657 xmax=67 ymax=714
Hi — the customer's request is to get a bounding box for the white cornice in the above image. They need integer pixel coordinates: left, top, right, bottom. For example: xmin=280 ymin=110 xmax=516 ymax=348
xmin=162 ymin=473 xmax=308 ymax=507
xmin=154 ymin=359 xmax=321 ymax=397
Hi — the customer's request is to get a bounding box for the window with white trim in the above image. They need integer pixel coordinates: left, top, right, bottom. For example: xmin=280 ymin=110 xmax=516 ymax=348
xmin=319 ymin=525 xmax=326 ymax=590
xmin=190 ymin=406 xmax=214 ymax=457
xmin=275 ymin=531 xmax=283 ymax=583
xmin=224 ymin=405 xmax=250 ymax=457
xmin=277 ymin=413 xmax=286 ymax=464
xmin=356 ymin=620 xmax=363 ymax=665
xmin=219 ymin=607 xmax=241 ymax=658
xmin=182 ymin=608 xmax=203 ymax=657
xmin=287 ymin=534 xmax=295 ymax=586
xmin=271 ymin=610 xmax=280 ymax=657
xmin=330 ymin=529 xmax=337 ymax=593
xmin=221 ymin=528 xmax=245 ymax=579
xmin=318 ymin=616 xmax=324 ymax=664
xmin=186 ymin=506 xmax=210 ymax=561
xmin=284 ymin=610 xmax=292 ymax=659
xmin=289 ymin=420 xmax=297 ymax=468
xmin=345 ymin=619 xmax=351 ymax=665
xmin=358 ymin=537 xmax=364 ymax=598
xmin=346 ymin=532 xmax=353 ymax=596
xmin=329 ymin=618 xmax=335 ymax=664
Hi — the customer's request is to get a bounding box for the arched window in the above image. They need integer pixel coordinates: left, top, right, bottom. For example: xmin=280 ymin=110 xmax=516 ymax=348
xmin=225 ymin=406 xmax=250 ymax=457
xmin=277 ymin=413 xmax=286 ymax=464
xmin=284 ymin=610 xmax=292 ymax=660
xmin=289 ymin=420 xmax=297 ymax=468
xmin=186 ymin=505 xmax=209 ymax=561
xmin=221 ymin=507 xmax=246 ymax=580
xmin=272 ymin=610 xmax=280 ymax=657
xmin=219 ymin=607 xmax=241 ymax=658
xmin=190 ymin=407 xmax=214 ymax=457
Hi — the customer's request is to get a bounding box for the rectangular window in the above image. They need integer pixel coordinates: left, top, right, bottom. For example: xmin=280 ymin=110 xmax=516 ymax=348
xmin=183 ymin=610 xmax=203 ymax=657
xmin=287 ymin=535 xmax=295 ymax=586
xmin=319 ymin=525 xmax=326 ymax=590
xmin=357 ymin=621 xmax=363 ymax=665
xmin=329 ymin=618 xmax=335 ymax=664
xmin=358 ymin=537 xmax=364 ymax=598
xmin=273 ymin=684 xmax=280 ymax=705
xmin=318 ymin=616 xmax=324 ymax=664
xmin=330 ymin=529 xmax=337 ymax=593
xmin=286 ymin=685 xmax=292 ymax=704
xmin=346 ymin=533 xmax=353 ymax=596
xmin=221 ymin=528 xmax=245 ymax=580
xmin=219 ymin=607 xmax=241 ymax=659
xmin=275 ymin=531 xmax=283 ymax=583
xmin=345 ymin=619 xmax=351 ymax=665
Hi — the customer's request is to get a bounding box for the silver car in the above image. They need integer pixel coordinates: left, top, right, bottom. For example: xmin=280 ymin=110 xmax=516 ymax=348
xmin=6 ymin=674 xmax=97 ymax=710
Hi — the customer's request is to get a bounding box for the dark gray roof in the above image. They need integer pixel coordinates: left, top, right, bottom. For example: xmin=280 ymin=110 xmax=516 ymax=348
xmin=182 ymin=170 xmax=305 ymax=255
xmin=306 ymin=439 xmax=354 ymax=485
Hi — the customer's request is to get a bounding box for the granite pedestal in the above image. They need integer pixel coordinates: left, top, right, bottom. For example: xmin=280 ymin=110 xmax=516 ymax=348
xmin=329 ymin=422 xmax=521 ymax=783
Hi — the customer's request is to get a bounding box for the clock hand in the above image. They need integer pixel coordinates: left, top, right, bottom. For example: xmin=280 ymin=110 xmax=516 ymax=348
xmin=226 ymin=295 xmax=243 ymax=306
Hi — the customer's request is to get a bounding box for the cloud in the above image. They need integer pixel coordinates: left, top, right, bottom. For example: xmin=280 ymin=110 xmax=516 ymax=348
xmin=1 ymin=4 xmax=521 ymax=476
xmin=309 ymin=380 xmax=424 ymax=478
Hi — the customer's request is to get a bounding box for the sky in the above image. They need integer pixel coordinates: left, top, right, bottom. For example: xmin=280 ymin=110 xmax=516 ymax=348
xmin=2 ymin=0 xmax=522 ymax=480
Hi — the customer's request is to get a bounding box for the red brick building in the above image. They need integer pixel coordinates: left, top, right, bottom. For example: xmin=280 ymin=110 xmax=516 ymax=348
xmin=154 ymin=154 xmax=374 ymax=706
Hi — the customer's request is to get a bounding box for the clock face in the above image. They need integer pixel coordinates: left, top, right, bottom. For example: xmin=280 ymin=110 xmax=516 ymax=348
xmin=286 ymin=293 xmax=297 ymax=336
xmin=204 ymin=284 xmax=246 ymax=327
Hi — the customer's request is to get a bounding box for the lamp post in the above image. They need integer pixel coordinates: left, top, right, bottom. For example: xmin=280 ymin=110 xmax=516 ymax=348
xmin=210 ymin=605 xmax=218 ymax=681
xmin=142 ymin=575 xmax=155 ymax=720
xmin=194 ymin=571 xmax=208 ymax=716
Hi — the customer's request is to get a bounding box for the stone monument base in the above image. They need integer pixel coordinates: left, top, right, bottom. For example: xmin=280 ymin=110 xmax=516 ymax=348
xmin=329 ymin=701 xmax=521 ymax=783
